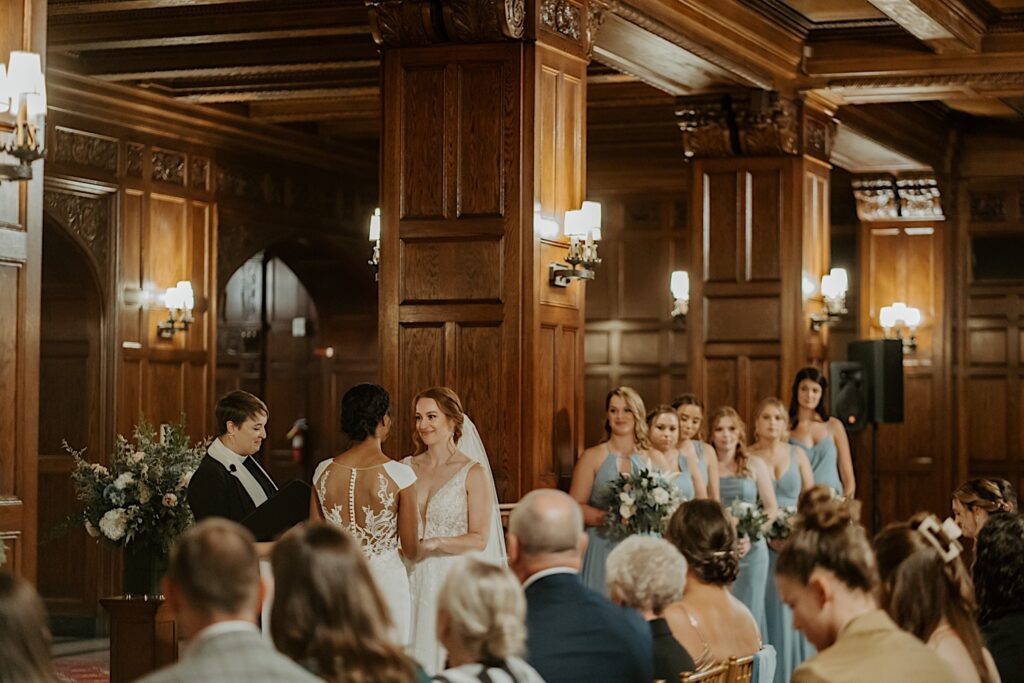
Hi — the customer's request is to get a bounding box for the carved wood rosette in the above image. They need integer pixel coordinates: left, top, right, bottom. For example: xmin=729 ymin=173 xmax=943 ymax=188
xmin=852 ymin=174 xmax=944 ymax=221
xmin=366 ymin=0 xmax=525 ymax=46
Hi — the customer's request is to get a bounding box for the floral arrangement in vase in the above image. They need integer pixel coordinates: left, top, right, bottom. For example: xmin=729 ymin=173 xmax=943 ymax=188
xmin=605 ymin=469 xmax=681 ymax=538
xmin=69 ymin=421 xmax=206 ymax=593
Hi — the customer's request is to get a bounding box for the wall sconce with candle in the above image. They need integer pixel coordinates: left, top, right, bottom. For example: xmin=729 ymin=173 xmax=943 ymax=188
xmin=550 ymin=200 xmax=602 ymax=287
xmin=0 ymin=51 xmax=46 ymax=182
xmin=156 ymin=281 xmax=195 ymax=339
xmin=670 ymin=270 xmax=689 ymax=318
xmin=368 ymin=207 xmax=381 ymax=280
xmin=809 ymin=267 xmax=849 ymax=331
xmin=879 ymin=302 xmax=921 ymax=352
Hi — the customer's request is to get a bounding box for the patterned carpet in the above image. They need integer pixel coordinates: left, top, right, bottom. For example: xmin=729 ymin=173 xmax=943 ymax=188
xmin=53 ymin=640 xmax=109 ymax=683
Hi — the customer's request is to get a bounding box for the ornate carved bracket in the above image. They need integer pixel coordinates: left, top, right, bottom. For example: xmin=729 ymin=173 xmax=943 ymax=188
xmin=43 ymin=189 xmax=113 ymax=281
xmin=366 ymin=0 xmax=524 ymax=46
xmin=852 ymin=174 xmax=943 ymax=221
xmin=675 ymin=92 xmax=835 ymax=160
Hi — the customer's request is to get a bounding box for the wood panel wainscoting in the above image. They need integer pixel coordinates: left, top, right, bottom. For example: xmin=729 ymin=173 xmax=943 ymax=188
xmin=377 ymin=4 xmax=591 ymax=497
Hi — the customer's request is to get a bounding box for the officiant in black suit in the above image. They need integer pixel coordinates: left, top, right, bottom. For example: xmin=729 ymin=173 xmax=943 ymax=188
xmin=188 ymin=390 xmax=279 ymax=525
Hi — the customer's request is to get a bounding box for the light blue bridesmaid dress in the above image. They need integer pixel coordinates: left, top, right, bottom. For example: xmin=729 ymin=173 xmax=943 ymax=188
xmin=580 ymin=449 xmax=647 ymax=595
xmin=692 ymin=440 xmax=709 ymax=487
xmin=670 ymin=452 xmax=696 ymax=502
xmin=789 ymin=434 xmax=843 ymax=493
xmin=720 ymin=473 xmax=768 ymax=637
xmin=765 ymin=448 xmax=815 ymax=683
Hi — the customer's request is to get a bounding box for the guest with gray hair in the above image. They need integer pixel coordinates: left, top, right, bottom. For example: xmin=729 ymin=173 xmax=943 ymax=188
xmin=508 ymin=488 xmax=652 ymax=683
xmin=607 ymin=535 xmax=696 ymax=680
xmin=433 ymin=556 xmax=544 ymax=682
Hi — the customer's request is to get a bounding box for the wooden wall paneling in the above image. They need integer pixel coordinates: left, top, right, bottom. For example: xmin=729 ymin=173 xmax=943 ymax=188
xmin=0 ymin=0 xmax=45 ymax=579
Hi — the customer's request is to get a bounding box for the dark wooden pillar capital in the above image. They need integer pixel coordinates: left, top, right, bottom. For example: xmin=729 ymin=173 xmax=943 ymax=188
xmin=675 ymin=91 xmax=837 ymax=162
xmin=366 ymin=0 xmax=526 ymax=46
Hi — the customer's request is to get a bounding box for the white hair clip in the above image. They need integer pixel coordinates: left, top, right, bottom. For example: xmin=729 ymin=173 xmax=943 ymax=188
xmin=917 ymin=515 xmax=963 ymax=564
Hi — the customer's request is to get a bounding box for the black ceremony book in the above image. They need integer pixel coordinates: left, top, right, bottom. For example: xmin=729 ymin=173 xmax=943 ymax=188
xmin=239 ymin=479 xmax=312 ymax=542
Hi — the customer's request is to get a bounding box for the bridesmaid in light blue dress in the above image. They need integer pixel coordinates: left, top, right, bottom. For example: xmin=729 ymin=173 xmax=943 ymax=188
xmin=673 ymin=394 xmax=721 ymax=502
xmin=570 ymin=386 xmax=653 ymax=594
xmin=710 ymin=406 xmax=778 ymax=638
xmin=787 ymin=367 xmax=855 ymax=497
xmin=646 ymin=405 xmax=707 ymax=502
xmin=749 ymin=397 xmax=816 ymax=683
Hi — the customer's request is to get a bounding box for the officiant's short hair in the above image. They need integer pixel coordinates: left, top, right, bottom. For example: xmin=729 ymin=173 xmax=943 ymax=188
xmin=215 ymin=390 xmax=268 ymax=435
xmin=167 ymin=518 xmax=260 ymax=616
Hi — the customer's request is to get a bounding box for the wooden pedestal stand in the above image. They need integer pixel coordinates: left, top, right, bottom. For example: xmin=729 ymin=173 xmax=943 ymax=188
xmin=100 ymin=597 xmax=178 ymax=683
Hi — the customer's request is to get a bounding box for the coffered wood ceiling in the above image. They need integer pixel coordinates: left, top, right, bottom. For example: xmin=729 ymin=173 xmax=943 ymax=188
xmin=45 ymin=0 xmax=1024 ymax=170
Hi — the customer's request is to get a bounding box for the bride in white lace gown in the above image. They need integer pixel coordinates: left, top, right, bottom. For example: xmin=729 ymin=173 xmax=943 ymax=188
xmin=311 ymin=384 xmax=419 ymax=645
xmin=403 ymin=387 xmax=506 ymax=674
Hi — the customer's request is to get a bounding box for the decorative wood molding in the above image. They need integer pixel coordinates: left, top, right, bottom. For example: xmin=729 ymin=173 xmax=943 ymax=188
xmin=151 ymin=149 xmax=186 ymax=186
xmin=190 ymin=156 xmax=211 ymax=192
xmin=126 ymin=143 xmax=144 ymax=178
xmin=48 ymin=127 xmax=119 ymax=174
xmin=853 ymin=173 xmax=944 ymax=221
xmin=218 ymin=220 xmax=276 ymax=289
xmin=969 ymin=192 xmax=1007 ymax=222
xmin=829 ymin=72 xmax=1024 ymax=90
xmin=539 ymin=0 xmax=583 ymax=42
xmin=676 ymin=97 xmax=733 ymax=158
xmin=366 ymin=0 xmax=525 ymax=46
xmin=734 ymin=93 xmax=799 ymax=156
xmin=43 ymin=189 xmax=112 ymax=275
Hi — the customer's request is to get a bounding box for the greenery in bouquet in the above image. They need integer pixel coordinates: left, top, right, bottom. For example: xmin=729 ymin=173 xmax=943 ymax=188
xmin=70 ymin=420 xmax=207 ymax=556
xmin=764 ymin=505 xmax=798 ymax=542
xmin=605 ymin=469 xmax=681 ymax=538
xmin=728 ymin=500 xmax=770 ymax=541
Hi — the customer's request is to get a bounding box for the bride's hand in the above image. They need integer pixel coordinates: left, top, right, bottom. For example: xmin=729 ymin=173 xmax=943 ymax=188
xmin=421 ymin=537 xmax=441 ymax=555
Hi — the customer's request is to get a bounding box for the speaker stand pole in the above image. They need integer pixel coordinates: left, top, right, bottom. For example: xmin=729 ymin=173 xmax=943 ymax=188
xmin=870 ymin=421 xmax=880 ymax=532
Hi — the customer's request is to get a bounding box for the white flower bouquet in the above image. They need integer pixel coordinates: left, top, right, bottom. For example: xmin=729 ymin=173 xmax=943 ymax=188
xmin=605 ymin=469 xmax=681 ymax=538
xmin=728 ymin=500 xmax=771 ymax=541
xmin=764 ymin=505 xmax=798 ymax=541
xmin=70 ymin=421 xmax=206 ymax=556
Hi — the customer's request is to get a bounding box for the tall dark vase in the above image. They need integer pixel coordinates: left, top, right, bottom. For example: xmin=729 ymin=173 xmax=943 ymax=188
xmin=122 ymin=541 xmax=167 ymax=598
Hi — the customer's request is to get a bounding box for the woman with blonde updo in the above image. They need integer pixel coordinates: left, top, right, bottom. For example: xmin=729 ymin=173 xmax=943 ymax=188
xmin=775 ymin=487 xmax=956 ymax=683
xmin=570 ymin=386 xmax=655 ymax=594
xmin=434 ymin=557 xmax=544 ymax=683
xmin=874 ymin=515 xmax=1000 ymax=683
xmin=952 ymin=478 xmax=1017 ymax=539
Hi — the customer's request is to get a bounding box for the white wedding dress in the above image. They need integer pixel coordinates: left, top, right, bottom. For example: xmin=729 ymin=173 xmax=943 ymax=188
xmin=312 ymin=457 xmax=416 ymax=645
xmin=404 ymin=416 xmax=506 ymax=674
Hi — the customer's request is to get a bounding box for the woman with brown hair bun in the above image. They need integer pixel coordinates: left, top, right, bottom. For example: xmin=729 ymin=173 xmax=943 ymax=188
xmin=874 ymin=515 xmax=1000 ymax=683
xmin=951 ymin=478 xmax=1017 ymax=539
xmin=270 ymin=523 xmax=427 ymax=683
xmin=775 ymin=486 xmax=956 ymax=683
xmin=662 ymin=500 xmax=762 ymax=672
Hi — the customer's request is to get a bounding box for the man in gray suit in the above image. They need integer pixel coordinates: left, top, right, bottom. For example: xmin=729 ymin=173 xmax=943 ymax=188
xmin=138 ymin=518 xmax=317 ymax=683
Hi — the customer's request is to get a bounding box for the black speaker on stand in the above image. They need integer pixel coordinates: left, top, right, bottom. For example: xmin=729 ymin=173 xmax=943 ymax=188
xmin=829 ymin=361 xmax=869 ymax=432
xmin=846 ymin=339 xmax=905 ymax=531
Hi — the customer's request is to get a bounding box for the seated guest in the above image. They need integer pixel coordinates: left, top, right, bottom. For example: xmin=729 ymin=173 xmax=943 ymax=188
xmin=951 ymin=479 xmax=1016 ymax=540
xmin=662 ymin=500 xmax=762 ymax=670
xmin=875 ymin=514 xmax=1000 ymax=683
xmin=271 ymin=523 xmax=425 ymax=683
xmin=606 ymin=535 xmax=695 ymax=680
xmin=138 ymin=519 xmax=317 ymax=683
xmin=974 ymin=511 xmax=1024 ymax=683
xmin=188 ymin=390 xmax=279 ymax=525
xmin=508 ymin=488 xmax=653 ymax=683
xmin=775 ymin=486 xmax=956 ymax=683
xmin=434 ymin=556 xmax=544 ymax=683
xmin=0 ymin=572 xmax=59 ymax=683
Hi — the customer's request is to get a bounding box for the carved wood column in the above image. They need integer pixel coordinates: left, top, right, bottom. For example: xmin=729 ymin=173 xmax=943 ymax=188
xmin=678 ymin=92 xmax=836 ymax=420
xmin=373 ymin=0 xmax=594 ymax=497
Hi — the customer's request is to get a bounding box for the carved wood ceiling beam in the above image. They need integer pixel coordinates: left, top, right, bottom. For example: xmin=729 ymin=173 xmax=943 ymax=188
xmin=48 ymin=0 xmax=276 ymax=16
xmin=804 ymin=40 xmax=1024 ymax=80
xmin=68 ymin=60 xmax=378 ymax=83
xmin=249 ymin=95 xmax=380 ymax=123
xmin=835 ymin=103 xmax=953 ymax=173
xmin=864 ymin=0 xmax=984 ymax=53
xmin=178 ymin=85 xmax=379 ymax=104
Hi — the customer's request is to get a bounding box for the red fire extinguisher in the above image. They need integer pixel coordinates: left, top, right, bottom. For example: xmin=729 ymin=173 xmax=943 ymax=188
xmin=286 ymin=418 xmax=308 ymax=464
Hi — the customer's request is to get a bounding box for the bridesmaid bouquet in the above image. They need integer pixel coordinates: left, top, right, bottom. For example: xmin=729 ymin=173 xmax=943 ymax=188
xmin=764 ymin=505 xmax=798 ymax=541
xmin=728 ymin=500 xmax=771 ymax=541
xmin=605 ymin=469 xmax=680 ymax=537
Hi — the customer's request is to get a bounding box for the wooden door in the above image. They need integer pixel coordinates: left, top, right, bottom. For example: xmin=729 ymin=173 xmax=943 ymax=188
xmin=37 ymin=224 xmax=103 ymax=628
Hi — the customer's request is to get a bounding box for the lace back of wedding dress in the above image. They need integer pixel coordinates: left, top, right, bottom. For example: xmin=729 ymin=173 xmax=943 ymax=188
xmin=316 ymin=463 xmax=401 ymax=558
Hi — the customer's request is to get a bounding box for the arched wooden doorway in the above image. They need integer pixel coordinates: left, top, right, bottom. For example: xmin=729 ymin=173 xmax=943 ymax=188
xmin=37 ymin=218 xmax=106 ymax=635
xmin=218 ymin=236 xmax=378 ymax=484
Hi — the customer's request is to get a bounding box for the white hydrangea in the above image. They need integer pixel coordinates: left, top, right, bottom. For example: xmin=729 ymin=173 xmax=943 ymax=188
xmin=652 ymin=487 xmax=670 ymax=505
xmin=114 ymin=473 xmax=134 ymax=490
xmin=99 ymin=508 xmax=128 ymax=541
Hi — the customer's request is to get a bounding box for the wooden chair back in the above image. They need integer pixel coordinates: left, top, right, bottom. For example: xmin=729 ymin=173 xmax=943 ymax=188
xmin=680 ymin=662 xmax=729 ymax=683
xmin=726 ymin=654 xmax=755 ymax=683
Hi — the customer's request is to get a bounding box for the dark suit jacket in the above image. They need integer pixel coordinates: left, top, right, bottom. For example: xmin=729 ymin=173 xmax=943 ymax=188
xmin=524 ymin=572 xmax=653 ymax=683
xmin=187 ymin=454 xmax=276 ymax=524
xmin=983 ymin=611 xmax=1024 ymax=683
